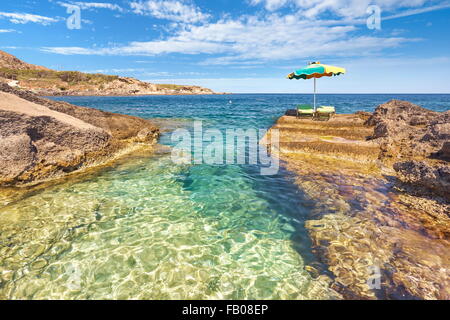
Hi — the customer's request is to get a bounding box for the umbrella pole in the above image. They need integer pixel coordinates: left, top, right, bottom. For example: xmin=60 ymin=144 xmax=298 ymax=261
xmin=313 ymin=78 xmax=317 ymax=112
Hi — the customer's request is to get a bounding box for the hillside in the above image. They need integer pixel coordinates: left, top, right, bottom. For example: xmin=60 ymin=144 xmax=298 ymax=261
xmin=0 ymin=50 xmax=50 ymax=71
xmin=0 ymin=50 xmax=216 ymax=96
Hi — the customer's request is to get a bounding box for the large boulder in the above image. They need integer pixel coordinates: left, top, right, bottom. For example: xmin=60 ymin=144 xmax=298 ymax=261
xmin=367 ymin=100 xmax=449 ymax=199
xmin=0 ymin=83 xmax=159 ymax=186
xmin=0 ymin=109 xmax=111 ymax=184
xmin=366 ymin=100 xmax=449 ymax=162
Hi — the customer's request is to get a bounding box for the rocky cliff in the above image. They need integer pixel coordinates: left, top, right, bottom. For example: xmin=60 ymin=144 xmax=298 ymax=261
xmin=0 ymin=50 xmax=217 ymax=96
xmin=0 ymin=83 xmax=159 ymax=186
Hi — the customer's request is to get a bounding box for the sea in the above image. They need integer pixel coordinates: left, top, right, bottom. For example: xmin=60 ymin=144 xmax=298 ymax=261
xmin=0 ymin=94 xmax=448 ymax=299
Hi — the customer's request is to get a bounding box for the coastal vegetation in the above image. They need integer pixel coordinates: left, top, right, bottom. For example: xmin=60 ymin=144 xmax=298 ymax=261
xmin=0 ymin=50 xmax=216 ymax=96
xmin=0 ymin=68 xmax=119 ymax=84
xmin=0 ymin=68 xmax=201 ymax=93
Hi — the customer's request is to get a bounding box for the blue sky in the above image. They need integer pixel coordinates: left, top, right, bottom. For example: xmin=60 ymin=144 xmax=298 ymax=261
xmin=0 ymin=0 xmax=449 ymax=93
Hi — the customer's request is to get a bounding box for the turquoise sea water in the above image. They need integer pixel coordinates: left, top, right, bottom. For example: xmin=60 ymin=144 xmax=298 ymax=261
xmin=0 ymin=94 xmax=449 ymax=299
xmin=51 ymin=93 xmax=450 ymax=128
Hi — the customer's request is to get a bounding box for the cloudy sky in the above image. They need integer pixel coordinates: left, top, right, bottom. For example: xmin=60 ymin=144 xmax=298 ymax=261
xmin=1 ymin=0 xmax=449 ymax=93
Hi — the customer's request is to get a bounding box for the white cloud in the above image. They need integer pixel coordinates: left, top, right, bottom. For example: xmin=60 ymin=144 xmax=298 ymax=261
xmin=384 ymin=3 xmax=450 ymax=20
xmin=58 ymin=1 xmax=124 ymax=12
xmin=130 ymin=0 xmax=210 ymax=23
xmin=0 ymin=12 xmax=59 ymax=25
xmin=42 ymin=39 xmax=226 ymax=55
xmin=0 ymin=29 xmax=17 ymax=33
xmin=42 ymin=13 xmax=415 ymax=64
xmin=41 ymin=47 xmax=96 ymax=55
xmin=250 ymin=0 xmax=448 ymax=18
xmin=250 ymin=0 xmax=289 ymax=11
xmin=81 ymin=68 xmax=146 ymax=73
xmin=42 ymin=0 xmax=449 ymax=66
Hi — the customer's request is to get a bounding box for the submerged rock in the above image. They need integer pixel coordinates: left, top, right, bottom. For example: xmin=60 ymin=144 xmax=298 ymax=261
xmin=0 ymin=83 xmax=159 ymax=186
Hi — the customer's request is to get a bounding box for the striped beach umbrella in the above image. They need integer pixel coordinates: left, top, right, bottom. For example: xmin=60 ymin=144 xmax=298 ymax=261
xmin=287 ymin=62 xmax=346 ymax=111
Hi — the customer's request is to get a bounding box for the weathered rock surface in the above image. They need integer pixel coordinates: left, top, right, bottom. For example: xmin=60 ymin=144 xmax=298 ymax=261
xmin=367 ymin=100 xmax=449 ymax=161
xmin=265 ymin=101 xmax=450 ymax=300
xmin=366 ymin=100 xmax=449 ymax=198
xmin=0 ymin=83 xmax=159 ymax=186
xmin=394 ymin=161 xmax=450 ymax=199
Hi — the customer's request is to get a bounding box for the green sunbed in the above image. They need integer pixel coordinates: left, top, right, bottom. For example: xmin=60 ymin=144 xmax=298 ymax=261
xmin=295 ymin=105 xmax=336 ymax=120
xmin=296 ymin=104 xmax=314 ymax=118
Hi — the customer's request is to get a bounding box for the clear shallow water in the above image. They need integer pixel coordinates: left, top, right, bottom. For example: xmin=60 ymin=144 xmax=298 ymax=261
xmin=1 ymin=94 xmax=449 ymax=299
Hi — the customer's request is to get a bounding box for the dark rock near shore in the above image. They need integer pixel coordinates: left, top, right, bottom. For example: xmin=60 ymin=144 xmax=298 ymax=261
xmin=394 ymin=161 xmax=450 ymax=199
xmin=285 ymin=109 xmax=297 ymax=116
xmin=438 ymin=142 xmax=450 ymax=160
xmin=0 ymin=83 xmax=159 ymax=186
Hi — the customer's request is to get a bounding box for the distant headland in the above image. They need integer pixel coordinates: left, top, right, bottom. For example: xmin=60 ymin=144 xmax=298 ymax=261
xmin=0 ymin=50 xmax=220 ymax=96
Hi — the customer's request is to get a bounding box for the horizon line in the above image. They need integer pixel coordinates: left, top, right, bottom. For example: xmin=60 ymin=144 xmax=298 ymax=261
xmin=222 ymin=92 xmax=450 ymax=95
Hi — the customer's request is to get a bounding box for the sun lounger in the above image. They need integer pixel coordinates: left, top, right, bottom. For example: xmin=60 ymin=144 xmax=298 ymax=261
xmin=315 ymin=106 xmax=336 ymax=120
xmin=295 ymin=105 xmax=336 ymax=120
xmin=296 ymin=104 xmax=314 ymax=118
xmin=317 ymin=106 xmax=336 ymax=113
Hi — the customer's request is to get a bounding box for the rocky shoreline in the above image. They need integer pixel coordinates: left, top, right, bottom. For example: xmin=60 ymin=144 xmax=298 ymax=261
xmin=0 ymin=73 xmax=219 ymax=97
xmin=0 ymin=50 xmax=220 ymax=96
xmin=1 ymin=86 xmax=448 ymax=299
xmin=264 ymin=100 xmax=449 ymax=299
xmin=0 ymin=83 xmax=159 ymax=187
